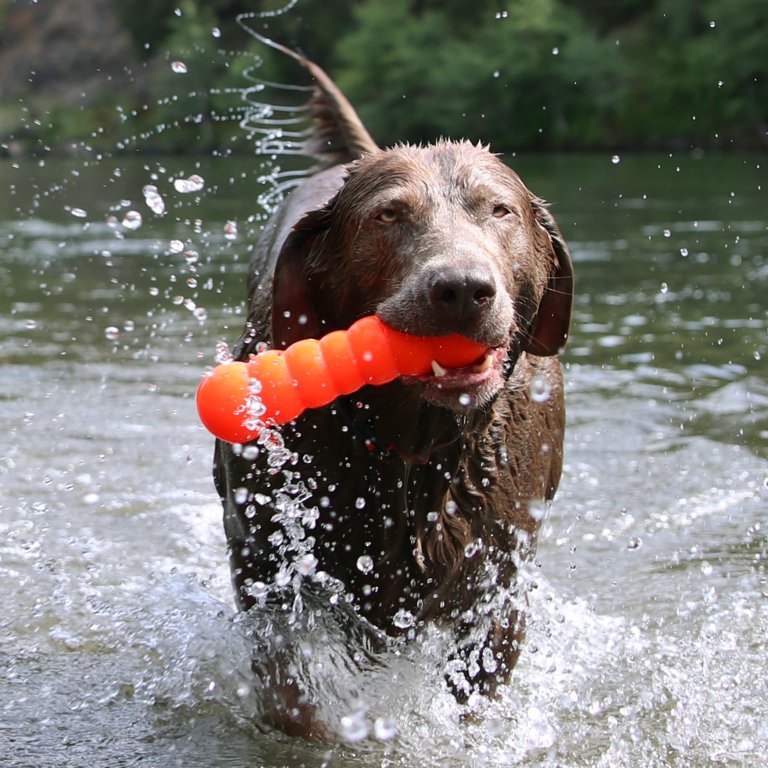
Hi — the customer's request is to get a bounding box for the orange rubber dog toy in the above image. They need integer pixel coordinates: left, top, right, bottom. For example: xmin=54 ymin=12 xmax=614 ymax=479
xmin=196 ymin=316 xmax=487 ymax=444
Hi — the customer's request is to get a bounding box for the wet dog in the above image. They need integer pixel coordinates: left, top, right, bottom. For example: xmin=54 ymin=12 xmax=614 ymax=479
xmin=213 ymin=48 xmax=572 ymax=736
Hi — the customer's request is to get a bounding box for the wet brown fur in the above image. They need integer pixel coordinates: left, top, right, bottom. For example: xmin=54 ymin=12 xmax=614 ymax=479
xmin=213 ymin=49 xmax=573 ymax=736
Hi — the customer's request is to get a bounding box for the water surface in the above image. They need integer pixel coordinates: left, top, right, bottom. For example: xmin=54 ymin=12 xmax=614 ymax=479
xmin=1 ymin=152 xmax=766 ymax=767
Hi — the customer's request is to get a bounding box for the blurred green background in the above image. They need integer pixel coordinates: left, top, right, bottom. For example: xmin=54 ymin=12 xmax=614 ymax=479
xmin=1 ymin=0 xmax=767 ymax=155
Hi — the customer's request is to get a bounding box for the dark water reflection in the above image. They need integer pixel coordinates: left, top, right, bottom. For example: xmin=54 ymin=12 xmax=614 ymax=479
xmin=1 ymin=153 xmax=766 ymax=766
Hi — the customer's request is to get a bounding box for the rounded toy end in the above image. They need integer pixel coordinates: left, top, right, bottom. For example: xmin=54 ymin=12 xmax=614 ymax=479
xmin=431 ymin=334 xmax=488 ymax=368
xmin=196 ymin=362 xmax=260 ymax=444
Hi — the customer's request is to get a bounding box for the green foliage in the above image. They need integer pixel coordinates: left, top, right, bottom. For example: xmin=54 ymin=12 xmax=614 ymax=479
xmin=114 ymin=0 xmax=178 ymax=57
xmin=8 ymin=0 xmax=767 ymax=152
xmin=329 ymin=0 xmax=768 ymax=150
xmin=139 ymin=0 xmax=260 ymax=151
xmin=689 ymin=0 xmax=768 ymax=144
xmin=333 ymin=0 xmax=624 ymax=150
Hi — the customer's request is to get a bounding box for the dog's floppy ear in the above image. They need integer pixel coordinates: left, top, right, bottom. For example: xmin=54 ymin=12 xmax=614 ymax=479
xmin=271 ymin=208 xmax=330 ymax=349
xmin=525 ymin=200 xmax=574 ymax=356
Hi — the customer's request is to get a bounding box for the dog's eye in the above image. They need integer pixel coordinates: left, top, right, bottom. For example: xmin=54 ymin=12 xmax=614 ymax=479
xmin=376 ymin=208 xmax=399 ymax=224
xmin=492 ymin=204 xmax=513 ymax=219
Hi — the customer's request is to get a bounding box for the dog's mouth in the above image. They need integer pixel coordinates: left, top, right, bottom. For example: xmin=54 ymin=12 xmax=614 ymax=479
xmin=404 ymin=345 xmax=508 ymax=408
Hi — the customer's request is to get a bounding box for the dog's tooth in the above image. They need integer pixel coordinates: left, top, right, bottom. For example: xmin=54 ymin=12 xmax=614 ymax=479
xmin=431 ymin=360 xmax=448 ymax=377
xmin=476 ymin=354 xmax=494 ymax=372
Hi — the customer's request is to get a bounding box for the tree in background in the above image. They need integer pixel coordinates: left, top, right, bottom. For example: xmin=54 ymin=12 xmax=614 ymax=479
xmin=332 ymin=0 xmax=624 ymax=150
xmin=1 ymin=0 xmax=766 ymax=152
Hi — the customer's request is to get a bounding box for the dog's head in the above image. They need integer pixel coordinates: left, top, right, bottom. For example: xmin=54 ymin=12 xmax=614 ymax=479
xmin=271 ymin=141 xmax=572 ymax=411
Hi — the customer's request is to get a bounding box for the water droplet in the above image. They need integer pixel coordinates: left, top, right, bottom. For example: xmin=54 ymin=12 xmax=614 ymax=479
xmin=530 ymin=374 xmax=552 ymax=402
xmin=660 ymin=282 xmax=669 ymax=294
xmin=274 ymin=567 xmax=292 ymax=587
xmin=627 ymin=536 xmax=642 ymax=550
xmin=249 ymin=581 xmax=268 ymax=599
xmin=356 ymin=555 xmax=374 ymax=574
xmin=104 ymin=326 xmax=120 ymax=341
xmin=482 ymin=647 xmax=498 ymax=673
xmin=234 ymin=487 xmax=248 ymax=504
xmin=611 ymin=154 xmax=621 ymax=165
xmin=663 ymin=228 xmax=671 ymax=238
xmin=700 ymin=560 xmax=713 ymax=576
xmin=142 ymin=184 xmax=166 ymax=215
xmin=393 ymin=609 xmax=415 ymax=629
xmin=588 ymin=700 xmax=603 ymax=716
xmin=224 ymin=220 xmax=238 ymax=240
xmin=464 ymin=539 xmax=483 ymax=558
xmin=69 ymin=207 xmax=87 ymax=218
xmin=551 ymin=47 xmax=559 ymax=55
xmin=121 ymin=210 xmax=143 ymax=230
xmin=173 ymin=175 xmax=203 ymax=193
xmin=215 ymin=342 xmax=232 ymax=364
xmin=296 ymin=553 xmax=318 ymax=576
xmin=211 ymin=27 xmax=221 ymax=38
xmin=171 ymin=60 xmax=188 ymax=74
xmin=339 ymin=710 xmax=369 ymax=742
xmin=458 ymin=392 xmax=471 ymax=406
xmin=373 ymin=717 xmax=398 ymax=741
xmin=169 ymin=239 xmax=185 ymax=253
xmin=529 ymin=500 xmax=547 ymax=521
xmin=680 ymin=247 xmax=689 ymax=257
xmin=355 ymin=497 xmax=366 ymax=509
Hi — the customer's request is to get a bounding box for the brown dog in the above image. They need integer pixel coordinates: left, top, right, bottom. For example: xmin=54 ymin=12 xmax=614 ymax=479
xmin=213 ymin=49 xmax=572 ymax=730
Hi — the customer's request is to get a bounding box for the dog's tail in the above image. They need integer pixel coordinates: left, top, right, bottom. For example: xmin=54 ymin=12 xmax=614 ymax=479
xmin=238 ymin=18 xmax=379 ymax=166
xmin=271 ymin=40 xmax=380 ymax=164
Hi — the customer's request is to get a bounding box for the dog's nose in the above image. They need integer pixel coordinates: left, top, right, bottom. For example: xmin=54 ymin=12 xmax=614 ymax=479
xmin=427 ymin=266 xmax=497 ymax=325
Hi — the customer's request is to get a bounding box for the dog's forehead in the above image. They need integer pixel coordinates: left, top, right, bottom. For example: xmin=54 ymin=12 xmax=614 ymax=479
xmin=344 ymin=142 xmax=526 ymax=203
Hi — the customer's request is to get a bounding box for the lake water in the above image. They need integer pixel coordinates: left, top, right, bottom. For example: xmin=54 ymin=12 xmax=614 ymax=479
xmin=1 ymin=152 xmax=766 ymax=767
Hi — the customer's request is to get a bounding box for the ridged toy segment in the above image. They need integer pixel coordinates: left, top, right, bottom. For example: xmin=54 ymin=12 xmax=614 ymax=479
xmin=249 ymin=351 xmax=305 ymax=423
xmin=318 ymin=330 xmax=367 ymax=394
xmin=196 ymin=315 xmax=488 ymax=444
xmin=346 ymin=316 xmax=400 ymax=385
xmin=282 ymin=339 xmax=336 ymax=407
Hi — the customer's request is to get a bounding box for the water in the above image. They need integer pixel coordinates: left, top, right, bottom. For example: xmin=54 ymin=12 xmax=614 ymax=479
xmin=1 ymin=153 xmax=766 ymax=767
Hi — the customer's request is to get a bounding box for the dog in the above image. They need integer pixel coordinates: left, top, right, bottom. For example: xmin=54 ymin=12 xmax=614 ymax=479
xmin=213 ymin=46 xmax=572 ymax=735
